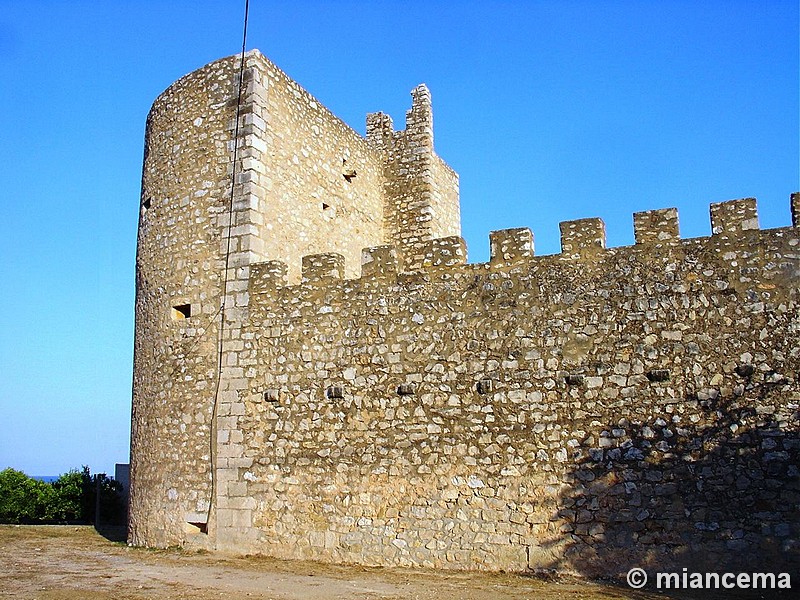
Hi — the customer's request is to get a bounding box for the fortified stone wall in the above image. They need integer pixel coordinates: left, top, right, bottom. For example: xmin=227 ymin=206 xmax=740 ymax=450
xmin=130 ymin=51 xmax=799 ymax=578
xmin=212 ymin=196 xmax=799 ymax=575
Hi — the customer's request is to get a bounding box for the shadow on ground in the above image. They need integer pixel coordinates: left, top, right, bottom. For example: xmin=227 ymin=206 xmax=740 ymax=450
xmin=95 ymin=524 xmax=127 ymax=543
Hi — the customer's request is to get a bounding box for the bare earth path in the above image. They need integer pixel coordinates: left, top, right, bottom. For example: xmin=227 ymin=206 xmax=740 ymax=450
xmin=0 ymin=526 xmax=778 ymax=599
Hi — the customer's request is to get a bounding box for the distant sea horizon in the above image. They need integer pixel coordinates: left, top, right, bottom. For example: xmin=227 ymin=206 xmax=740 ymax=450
xmin=31 ymin=476 xmax=60 ymax=483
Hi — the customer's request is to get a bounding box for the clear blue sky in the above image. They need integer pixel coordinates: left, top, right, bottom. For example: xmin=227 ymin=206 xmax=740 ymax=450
xmin=0 ymin=1 xmax=797 ymax=477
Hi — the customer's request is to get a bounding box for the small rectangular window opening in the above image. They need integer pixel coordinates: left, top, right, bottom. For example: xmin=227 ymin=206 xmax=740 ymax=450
xmin=187 ymin=521 xmax=208 ymax=534
xmin=142 ymin=197 xmax=151 ymax=210
xmin=172 ymin=304 xmax=192 ymax=320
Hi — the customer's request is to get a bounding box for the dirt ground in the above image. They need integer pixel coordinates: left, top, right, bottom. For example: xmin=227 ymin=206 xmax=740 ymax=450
xmin=0 ymin=526 xmax=786 ymax=599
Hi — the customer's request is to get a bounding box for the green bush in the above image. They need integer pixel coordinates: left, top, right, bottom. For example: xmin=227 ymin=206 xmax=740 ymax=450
xmin=50 ymin=468 xmax=89 ymax=522
xmin=0 ymin=468 xmax=54 ymax=523
xmin=0 ymin=467 xmax=126 ymax=525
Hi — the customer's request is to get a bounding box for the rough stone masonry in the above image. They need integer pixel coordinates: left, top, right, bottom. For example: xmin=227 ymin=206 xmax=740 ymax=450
xmin=129 ymin=50 xmax=799 ymax=578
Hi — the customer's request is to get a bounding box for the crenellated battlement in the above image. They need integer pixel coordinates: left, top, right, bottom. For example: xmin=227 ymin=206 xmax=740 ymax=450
xmin=301 ymin=253 xmax=345 ymax=284
xmin=249 ymin=195 xmax=798 ymax=295
xmin=489 ymin=227 xmax=534 ymax=266
xmin=360 ymin=245 xmax=401 ymax=280
xmin=632 ymin=207 xmax=679 ymax=244
xmin=710 ymin=197 xmax=759 ymax=235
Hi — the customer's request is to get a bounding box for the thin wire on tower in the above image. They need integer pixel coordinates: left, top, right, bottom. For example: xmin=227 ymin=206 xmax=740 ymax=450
xmin=208 ymin=0 xmax=251 ymax=525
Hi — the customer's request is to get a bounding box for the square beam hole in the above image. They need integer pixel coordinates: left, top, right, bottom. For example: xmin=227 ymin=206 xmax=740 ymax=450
xmin=321 ymin=202 xmax=336 ymax=220
xmin=172 ymin=304 xmax=192 ymax=320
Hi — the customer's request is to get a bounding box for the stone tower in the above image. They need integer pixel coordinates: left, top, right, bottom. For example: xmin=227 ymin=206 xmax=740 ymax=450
xmin=129 ymin=50 xmax=459 ymax=546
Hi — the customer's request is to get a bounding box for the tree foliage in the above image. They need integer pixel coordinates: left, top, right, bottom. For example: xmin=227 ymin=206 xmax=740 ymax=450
xmin=0 ymin=467 xmax=126 ymax=525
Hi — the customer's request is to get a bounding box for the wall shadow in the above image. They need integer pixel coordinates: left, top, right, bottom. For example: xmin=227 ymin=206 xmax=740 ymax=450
xmin=95 ymin=525 xmax=128 ymax=543
xmin=536 ymin=376 xmax=799 ymax=597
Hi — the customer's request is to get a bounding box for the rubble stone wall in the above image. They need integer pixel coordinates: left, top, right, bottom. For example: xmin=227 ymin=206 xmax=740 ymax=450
xmin=213 ymin=197 xmax=799 ymax=574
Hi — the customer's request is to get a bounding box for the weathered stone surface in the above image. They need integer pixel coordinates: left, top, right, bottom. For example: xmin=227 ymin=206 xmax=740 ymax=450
xmin=130 ymin=50 xmax=799 ymax=579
